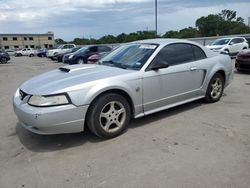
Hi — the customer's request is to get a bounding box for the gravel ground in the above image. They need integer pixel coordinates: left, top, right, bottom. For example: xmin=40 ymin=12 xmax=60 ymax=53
xmin=0 ymin=56 xmax=250 ymax=188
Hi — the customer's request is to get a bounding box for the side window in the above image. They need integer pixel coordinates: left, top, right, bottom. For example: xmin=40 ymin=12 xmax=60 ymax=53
xmin=236 ymin=38 xmax=244 ymax=43
xmin=63 ymin=45 xmax=69 ymax=49
xmin=89 ymin=46 xmax=98 ymax=52
xmin=230 ymin=38 xmax=238 ymax=44
xmin=98 ymin=46 xmax=111 ymax=52
xmin=192 ymin=45 xmax=206 ymax=61
xmin=153 ymin=43 xmax=195 ymax=66
xmin=68 ymin=45 xmax=74 ymax=48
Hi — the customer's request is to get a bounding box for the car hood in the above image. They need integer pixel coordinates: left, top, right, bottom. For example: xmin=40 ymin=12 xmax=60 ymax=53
xmin=20 ymin=64 xmax=135 ymax=95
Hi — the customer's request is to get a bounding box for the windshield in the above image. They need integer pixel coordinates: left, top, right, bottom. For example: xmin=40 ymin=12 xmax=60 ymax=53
xmin=99 ymin=43 xmax=158 ymax=70
xmin=212 ymin=38 xmax=230 ymax=45
xmin=57 ymin=45 xmax=64 ymax=49
xmin=75 ymin=47 xmax=88 ymax=53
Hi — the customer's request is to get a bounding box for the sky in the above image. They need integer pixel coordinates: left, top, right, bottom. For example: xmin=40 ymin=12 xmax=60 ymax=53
xmin=0 ymin=0 xmax=250 ymax=41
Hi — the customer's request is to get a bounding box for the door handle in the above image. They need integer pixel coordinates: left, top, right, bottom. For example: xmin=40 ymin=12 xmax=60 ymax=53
xmin=190 ymin=67 xmax=197 ymax=71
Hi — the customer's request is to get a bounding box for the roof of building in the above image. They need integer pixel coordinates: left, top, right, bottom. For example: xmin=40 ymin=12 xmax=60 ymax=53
xmin=0 ymin=33 xmax=54 ymax=37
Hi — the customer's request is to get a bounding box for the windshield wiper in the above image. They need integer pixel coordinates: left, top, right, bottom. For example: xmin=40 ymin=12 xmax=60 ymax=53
xmin=101 ymin=60 xmax=127 ymax=69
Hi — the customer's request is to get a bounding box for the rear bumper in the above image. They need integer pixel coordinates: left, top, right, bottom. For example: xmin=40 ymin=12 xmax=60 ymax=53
xmin=13 ymin=90 xmax=89 ymax=135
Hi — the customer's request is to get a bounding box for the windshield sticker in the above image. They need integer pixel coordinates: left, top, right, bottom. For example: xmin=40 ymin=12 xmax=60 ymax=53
xmin=139 ymin=45 xmax=157 ymax=49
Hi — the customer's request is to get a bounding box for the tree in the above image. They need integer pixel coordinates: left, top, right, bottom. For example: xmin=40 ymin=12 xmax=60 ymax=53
xmin=162 ymin=30 xmax=180 ymax=38
xmin=178 ymin=27 xmax=200 ymax=38
xmin=196 ymin=15 xmax=223 ymax=37
xmin=55 ymin=38 xmax=66 ymax=44
xmin=196 ymin=9 xmax=250 ymax=37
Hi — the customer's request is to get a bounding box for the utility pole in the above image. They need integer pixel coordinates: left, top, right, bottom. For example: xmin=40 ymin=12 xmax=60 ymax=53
xmin=155 ymin=0 xmax=158 ymax=36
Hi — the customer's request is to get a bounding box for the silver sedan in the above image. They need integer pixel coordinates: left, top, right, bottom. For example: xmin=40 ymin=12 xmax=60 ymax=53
xmin=13 ymin=39 xmax=233 ymax=138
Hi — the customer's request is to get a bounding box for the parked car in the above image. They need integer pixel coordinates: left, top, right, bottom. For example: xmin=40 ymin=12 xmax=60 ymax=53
xmin=0 ymin=49 xmax=10 ymax=64
xmin=15 ymin=48 xmax=33 ymax=56
xmin=235 ymin=49 xmax=250 ymax=72
xmin=27 ymin=49 xmax=37 ymax=57
xmin=87 ymin=52 xmax=110 ymax=64
xmin=13 ymin=39 xmax=233 ymax=138
xmin=36 ymin=48 xmax=48 ymax=57
xmin=57 ymin=47 xmax=81 ymax=62
xmin=63 ymin=45 xmax=112 ymax=64
xmin=46 ymin=44 xmax=76 ymax=59
xmin=206 ymin=37 xmax=248 ymax=56
xmin=5 ymin=49 xmax=16 ymax=56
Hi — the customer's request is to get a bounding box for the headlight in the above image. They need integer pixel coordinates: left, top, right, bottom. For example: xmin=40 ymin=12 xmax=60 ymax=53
xmin=69 ymin=55 xmax=74 ymax=59
xmin=28 ymin=94 xmax=70 ymax=107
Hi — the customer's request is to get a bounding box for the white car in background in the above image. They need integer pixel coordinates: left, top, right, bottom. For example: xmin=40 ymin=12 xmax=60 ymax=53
xmin=15 ymin=48 xmax=33 ymax=56
xmin=206 ymin=37 xmax=248 ymax=55
xmin=5 ymin=49 xmax=16 ymax=56
xmin=26 ymin=49 xmax=38 ymax=57
xmin=46 ymin=44 xmax=76 ymax=59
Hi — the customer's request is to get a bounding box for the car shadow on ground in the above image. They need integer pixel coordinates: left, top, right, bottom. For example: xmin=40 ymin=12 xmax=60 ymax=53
xmin=234 ymin=70 xmax=250 ymax=75
xmin=16 ymin=100 xmax=204 ymax=152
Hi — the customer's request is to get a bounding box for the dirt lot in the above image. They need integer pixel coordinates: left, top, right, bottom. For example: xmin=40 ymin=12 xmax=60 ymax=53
xmin=0 ymin=56 xmax=250 ymax=188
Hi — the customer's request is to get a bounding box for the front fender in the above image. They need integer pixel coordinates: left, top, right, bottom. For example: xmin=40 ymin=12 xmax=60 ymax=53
xmin=68 ymin=79 xmax=142 ymax=108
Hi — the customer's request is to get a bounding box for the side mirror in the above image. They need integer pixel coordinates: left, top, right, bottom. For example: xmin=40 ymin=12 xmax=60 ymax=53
xmin=229 ymin=42 xmax=235 ymax=45
xmin=151 ymin=61 xmax=169 ymax=70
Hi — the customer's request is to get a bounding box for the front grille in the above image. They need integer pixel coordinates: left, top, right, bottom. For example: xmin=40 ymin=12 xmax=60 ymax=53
xmin=19 ymin=89 xmax=28 ymax=100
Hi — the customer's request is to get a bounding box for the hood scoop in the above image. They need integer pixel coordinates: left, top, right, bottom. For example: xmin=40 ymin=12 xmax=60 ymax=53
xmin=59 ymin=65 xmax=97 ymax=73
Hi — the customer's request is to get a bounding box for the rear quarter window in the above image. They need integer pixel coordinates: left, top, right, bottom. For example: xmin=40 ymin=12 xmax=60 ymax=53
xmin=192 ymin=45 xmax=207 ymax=61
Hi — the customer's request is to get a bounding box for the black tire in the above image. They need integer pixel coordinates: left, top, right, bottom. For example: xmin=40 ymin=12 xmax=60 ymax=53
xmin=29 ymin=54 xmax=34 ymax=57
xmin=224 ymin=49 xmax=229 ymax=54
xmin=235 ymin=62 xmax=241 ymax=72
xmin=0 ymin=57 xmax=7 ymax=64
xmin=58 ymin=57 xmax=62 ymax=62
xmin=205 ymin=73 xmax=225 ymax=103
xmin=87 ymin=93 xmax=131 ymax=139
xmin=77 ymin=58 xmax=84 ymax=64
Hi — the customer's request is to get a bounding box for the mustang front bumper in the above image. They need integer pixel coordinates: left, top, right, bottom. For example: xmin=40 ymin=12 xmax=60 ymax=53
xmin=13 ymin=90 xmax=89 ymax=135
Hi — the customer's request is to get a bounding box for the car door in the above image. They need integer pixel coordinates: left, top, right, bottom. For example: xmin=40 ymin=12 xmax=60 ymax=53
xmin=142 ymin=43 xmax=205 ymax=114
xmin=229 ymin=38 xmax=239 ymax=53
xmin=22 ymin=49 xmax=26 ymax=55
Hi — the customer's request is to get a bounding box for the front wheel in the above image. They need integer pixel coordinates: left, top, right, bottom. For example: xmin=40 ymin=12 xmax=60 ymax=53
xmin=87 ymin=93 xmax=131 ymax=139
xmin=77 ymin=58 xmax=84 ymax=64
xmin=205 ymin=73 xmax=224 ymax=103
xmin=0 ymin=57 xmax=7 ymax=64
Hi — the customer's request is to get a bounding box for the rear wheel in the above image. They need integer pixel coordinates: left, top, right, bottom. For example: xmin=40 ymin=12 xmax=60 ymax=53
xmin=205 ymin=73 xmax=224 ymax=103
xmin=87 ymin=93 xmax=131 ymax=139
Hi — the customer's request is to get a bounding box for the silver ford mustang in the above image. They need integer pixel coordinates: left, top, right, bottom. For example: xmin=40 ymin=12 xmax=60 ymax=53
xmin=13 ymin=39 xmax=233 ymax=138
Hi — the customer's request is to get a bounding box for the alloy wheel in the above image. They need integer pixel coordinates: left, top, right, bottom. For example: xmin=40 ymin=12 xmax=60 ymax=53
xmin=99 ymin=101 xmax=126 ymax=133
xmin=210 ymin=78 xmax=223 ymax=99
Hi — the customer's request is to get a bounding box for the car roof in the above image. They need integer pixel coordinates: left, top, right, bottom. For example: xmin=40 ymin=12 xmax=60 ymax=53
xmin=132 ymin=38 xmax=198 ymax=46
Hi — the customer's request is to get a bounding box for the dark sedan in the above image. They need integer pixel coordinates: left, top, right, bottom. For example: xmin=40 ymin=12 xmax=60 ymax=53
xmin=235 ymin=49 xmax=250 ymax=72
xmin=37 ymin=48 xmax=48 ymax=57
xmin=57 ymin=47 xmax=81 ymax=62
xmin=0 ymin=49 xmax=10 ymax=64
xmin=63 ymin=45 xmax=112 ymax=65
